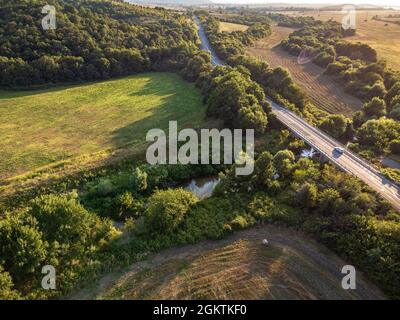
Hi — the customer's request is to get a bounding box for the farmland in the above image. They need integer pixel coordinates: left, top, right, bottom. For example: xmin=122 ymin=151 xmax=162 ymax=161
xmin=246 ymin=26 xmax=363 ymax=116
xmin=281 ymin=10 xmax=400 ymax=71
xmin=0 ymin=73 xmax=206 ymax=179
xmin=72 ymin=226 xmax=385 ymax=300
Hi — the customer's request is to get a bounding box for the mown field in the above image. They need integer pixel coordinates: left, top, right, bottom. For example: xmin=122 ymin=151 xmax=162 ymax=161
xmin=0 ymin=73 xmax=206 ymax=179
xmin=246 ymin=27 xmax=363 ymax=116
xmin=72 ymin=226 xmax=385 ymax=300
xmin=219 ymin=21 xmax=249 ymax=33
xmin=282 ymin=9 xmax=400 ymax=71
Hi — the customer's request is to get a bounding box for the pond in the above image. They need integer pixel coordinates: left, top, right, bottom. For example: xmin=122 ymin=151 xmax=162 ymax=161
xmin=183 ymin=176 xmax=220 ymax=199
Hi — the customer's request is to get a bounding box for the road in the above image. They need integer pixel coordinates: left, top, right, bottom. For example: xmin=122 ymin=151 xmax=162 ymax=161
xmin=194 ymin=17 xmax=400 ymax=212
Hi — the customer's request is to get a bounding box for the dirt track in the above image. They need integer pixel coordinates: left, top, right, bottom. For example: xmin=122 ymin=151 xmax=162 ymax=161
xmin=69 ymin=225 xmax=385 ymax=300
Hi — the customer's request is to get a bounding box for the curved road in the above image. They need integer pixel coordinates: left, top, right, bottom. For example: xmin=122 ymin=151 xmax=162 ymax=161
xmin=194 ymin=17 xmax=400 ymax=212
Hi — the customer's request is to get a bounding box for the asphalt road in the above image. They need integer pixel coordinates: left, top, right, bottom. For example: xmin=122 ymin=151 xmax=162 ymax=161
xmin=194 ymin=17 xmax=400 ymax=212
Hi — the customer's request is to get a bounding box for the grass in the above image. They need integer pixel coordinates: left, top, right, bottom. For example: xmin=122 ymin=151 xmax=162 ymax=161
xmin=282 ymin=10 xmax=400 ymax=71
xmin=0 ymin=73 xmax=206 ymax=180
xmin=219 ymin=21 xmax=249 ymax=33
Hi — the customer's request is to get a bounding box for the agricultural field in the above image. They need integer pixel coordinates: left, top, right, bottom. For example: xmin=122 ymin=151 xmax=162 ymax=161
xmin=246 ymin=28 xmax=363 ymax=116
xmin=0 ymin=73 xmax=206 ymax=180
xmin=282 ymin=9 xmax=400 ymax=71
xmin=219 ymin=21 xmax=249 ymax=33
xmin=72 ymin=226 xmax=385 ymax=300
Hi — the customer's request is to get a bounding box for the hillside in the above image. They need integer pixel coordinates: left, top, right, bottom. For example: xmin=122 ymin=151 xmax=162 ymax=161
xmin=72 ymin=226 xmax=385 ymax=300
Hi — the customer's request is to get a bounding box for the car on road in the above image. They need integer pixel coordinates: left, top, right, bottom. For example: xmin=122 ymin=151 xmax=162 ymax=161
xmin=334 ymin=147 xmax=345 ymax=155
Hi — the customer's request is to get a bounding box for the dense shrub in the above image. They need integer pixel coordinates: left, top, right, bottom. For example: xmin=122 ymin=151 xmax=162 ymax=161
xmin=143 ymin=189 xmax=198 ymax=236
xmin=0 ymin=194 xmax=117 ymax=298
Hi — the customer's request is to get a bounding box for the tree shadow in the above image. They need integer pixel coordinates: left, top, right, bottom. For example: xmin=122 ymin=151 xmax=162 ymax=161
xmin=110 ymin=74 xmax=205 ymax=149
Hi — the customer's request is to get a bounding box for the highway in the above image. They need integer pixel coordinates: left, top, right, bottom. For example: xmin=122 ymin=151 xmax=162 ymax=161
xmin=194 ymin=17 xmax=400 ymax=212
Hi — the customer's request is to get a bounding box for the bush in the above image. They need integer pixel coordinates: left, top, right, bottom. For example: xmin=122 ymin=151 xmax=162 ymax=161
xmin=115 ymin=192 xmax=144 ymax=220
xmin=144 ymin=189 xmax=199 ymax=235
xmin=362 ymin=97 xmax=387 ymax=118
xmin=319 ymin=114 xmax=348 ymax=139
xmin=230 ymin=215 xmax=252 ymax=230
xmin=0 ymin=265 xmax=20 ymax=300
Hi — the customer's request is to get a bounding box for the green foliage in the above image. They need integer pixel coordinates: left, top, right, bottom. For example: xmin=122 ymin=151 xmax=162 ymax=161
xmin=198 ymin=13 xmax=271 ymax=61
xmin=0 ymin=194 xmax=117 ymax=298
xmin=252 ymin=151 xmax=276 ymax=189
xmin=230 ymin=215 xmax=253 ymax=230
xmin=362 ymin=97 xmax=387 ymax=118
xmin=144 ymin=189 xmax=199 ymax=236
xmin=356 ymin=118 xmax=400 ymax=154
xmin=319 ymin=114 xmax=348 ymax=139
xmin=230 ymin=55 xmax=308 ymax=112
xmin=204 ymin=66 xmax=269 ymax=133
xmin=0 ymin=265 xmax=20 ymax=300
xmin=295 ymin=183 xmax=318 ymax=209
xmin=0 ymin=0 xmax=200 ymax=87
xmin=115 ymin=192 xmax=144 ymax=220
xmin=381 ymin=168 xmax=400 ymax=185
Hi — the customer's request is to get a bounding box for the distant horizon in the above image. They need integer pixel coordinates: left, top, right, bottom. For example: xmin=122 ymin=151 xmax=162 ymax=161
xmin=210 ymin=0 xmax=400 ymax=7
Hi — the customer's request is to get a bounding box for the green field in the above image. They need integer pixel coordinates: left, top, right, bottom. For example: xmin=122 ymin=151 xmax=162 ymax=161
xmin=0 ymin=73 xmax=206 ymax=179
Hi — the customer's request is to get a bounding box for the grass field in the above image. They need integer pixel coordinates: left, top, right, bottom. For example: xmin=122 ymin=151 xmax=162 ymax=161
xmin=0 ymin=73 xmax=206 ymax=179
xmin=219 ymin=21 xmax=249 ymax=33
xmin=71 ymin=226 xmax=385 ymax=300
xmin=246 ymin=26 xmax=363 ymax=116
xmin=281 ymin=10 xmax=400 ymax=71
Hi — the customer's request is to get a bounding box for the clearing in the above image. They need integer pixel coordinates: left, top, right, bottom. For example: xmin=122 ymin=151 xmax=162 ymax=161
xmin=0 ymin=73 xmax=206 ymax=180
xmin=71 ymin=225 xmax=385 ymax=300
xmin=246 ymin=25 xmax=363 ymax=116
xmin=219 ymin=21 xmax=249 ymax=33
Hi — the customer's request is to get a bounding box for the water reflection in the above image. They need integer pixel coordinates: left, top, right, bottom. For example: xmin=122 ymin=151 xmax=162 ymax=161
xmin=184 ymin=177 xmax=220 ymax=199
xmin=301 ymin=148 xmax=316 ymax=158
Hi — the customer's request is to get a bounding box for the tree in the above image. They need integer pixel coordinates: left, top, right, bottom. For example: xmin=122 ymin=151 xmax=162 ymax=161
xmin=390 ymin=140 xmax=400 ymax=155
xmin=273 ymin=149 xmax=295 ymax=178
xmin=295 ymin=183 xmax=318 ymax=209
xmin=352 ymin=110 xmax=366 ymax=129
xmin=253 ymin=151 xmax=276 ymax=189
xmin=144 ymin=189 xmax=198 ymax=235
xmin=319 ymin=114 xmax=348 ymax=139
xmin=362 ymin=97 xmax=387 ymax=118
xmin=317 ymin=188 xmax=346 ymax=215
xmin=0 ymin=211 xmax=48 ymax=283
xmin=389 ymin=106 xmax=400 ymax=120
xmin=115 ymin=192 xmax=143 ymax=219
xmin=356 ymin=118 xmax=400 ymax=154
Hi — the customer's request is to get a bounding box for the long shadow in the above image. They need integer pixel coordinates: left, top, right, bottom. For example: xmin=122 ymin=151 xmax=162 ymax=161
xmin=0 ymin=74 xmax=155 ymax=100
xmin=110 ymin=74 xmax=205 ymax=150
